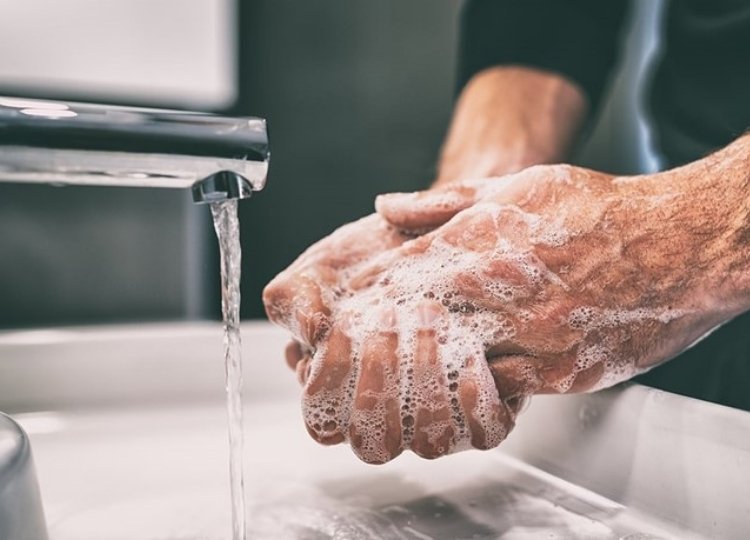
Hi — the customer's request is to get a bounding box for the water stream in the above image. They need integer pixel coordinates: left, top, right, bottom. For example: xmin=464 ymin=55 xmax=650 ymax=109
xmin=210 ymin=200 xmax=246 ymax=540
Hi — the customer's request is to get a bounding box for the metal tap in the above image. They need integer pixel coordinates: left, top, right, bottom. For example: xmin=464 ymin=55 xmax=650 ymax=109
xmin=0 ymin=96 xmax=269 ymax=203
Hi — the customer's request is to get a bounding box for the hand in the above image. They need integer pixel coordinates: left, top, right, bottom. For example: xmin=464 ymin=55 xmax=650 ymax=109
xmin=263 ymin=209 xmax=523 ymax=465
xmin=270 ymin=156 xmax=748 ymax=464
xmin=263 ymin=65 xmax=590 ymax=458
xmin=374 ymin=163 xmax=747 ymax=404
xmin=263 ymin=182 xmax=531 ymax=377
xmin=262 ymin=179 xmax=545 ymax=463
xmin=263 ymin=214 xmax=411 ymax=382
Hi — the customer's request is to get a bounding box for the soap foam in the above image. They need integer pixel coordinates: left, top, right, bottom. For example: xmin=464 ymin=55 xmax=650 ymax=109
xmin=299 ymin=225 xmax=525 ymax=461
xmin=298 ymin=182 xmax=692 ymax=461
xmin=566 ymin=306 xmax=689 ymax=391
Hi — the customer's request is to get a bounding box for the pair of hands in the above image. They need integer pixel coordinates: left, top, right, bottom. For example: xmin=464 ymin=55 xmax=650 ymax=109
xmin=263 ymin=162 xmax=738 ymax=464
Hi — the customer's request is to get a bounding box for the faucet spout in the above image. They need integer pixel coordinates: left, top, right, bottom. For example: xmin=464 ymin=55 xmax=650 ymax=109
xmin=0 ymin=96 xmax=269 ymax=202
xmin=192 ymin=170 xmax=254 ymax=204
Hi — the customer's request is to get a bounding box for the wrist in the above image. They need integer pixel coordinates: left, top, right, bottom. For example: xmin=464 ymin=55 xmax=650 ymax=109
xmin=722 ymin=143 xmax=750 ymax=310
xmin=697 ymin=136 xmax=750 ymax=312
xmin=654 ymin=135 xmax=750 ymax=313
xmin=434 ymin=66 xmax=587 ymax=187
xmin=434 ymin=143 xmax=543 ymax=187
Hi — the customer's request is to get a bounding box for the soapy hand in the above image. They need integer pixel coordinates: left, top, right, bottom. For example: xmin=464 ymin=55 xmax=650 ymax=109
xmin=265 ymin=160 xmax=747 ymax=463
xmin=263 ymin=213 xmax=416 ymax=383
xmin=375 ymin=165 xmax=738 ymax=404
xmin=264 ymin=202 xmax=522 ymax=463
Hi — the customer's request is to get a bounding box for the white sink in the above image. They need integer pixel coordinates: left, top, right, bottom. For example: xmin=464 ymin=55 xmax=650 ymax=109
xmin=0 ymin=322 xmax=747 ymax=539
xmin=0 ymin=412 xmax=47 ymax=540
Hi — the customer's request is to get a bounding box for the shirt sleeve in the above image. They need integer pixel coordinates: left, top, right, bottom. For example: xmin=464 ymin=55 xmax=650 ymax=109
xmin=457 ymin=0 xmax=631 ymax=112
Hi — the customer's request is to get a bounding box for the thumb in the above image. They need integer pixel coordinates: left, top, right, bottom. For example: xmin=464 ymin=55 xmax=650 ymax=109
xmin=375 ymin=183 xmax=479 ymax=232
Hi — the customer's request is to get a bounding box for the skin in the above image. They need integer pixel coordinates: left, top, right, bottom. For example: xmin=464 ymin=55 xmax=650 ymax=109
xmin=263 ymin=67 xmax=750 ymax=463
xmin=434 ymin=66 xmax=587 ymax=186
xmin=269 ymin=66 xmax=582 ymax=378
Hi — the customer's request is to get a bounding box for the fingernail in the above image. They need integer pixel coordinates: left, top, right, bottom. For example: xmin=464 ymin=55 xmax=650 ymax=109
xmin=284 ymin=341 xmax=303 ymax=370
xmin=296 ymin=356 xmax=312 ymax=385
xmin=379 ymin=307 xmax=397 ymax=329
xmin=417 ymin=301 xmax=442 ymax=327
xmin=337 ymin=310 xmax=355 ymax=333
xmin=375 ymin=192 xmax=416 ymax=212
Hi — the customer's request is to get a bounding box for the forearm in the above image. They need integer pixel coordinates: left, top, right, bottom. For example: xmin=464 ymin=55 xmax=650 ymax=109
xmin=435 ymin=66 xmax=588 ymax=187
xmin=624 ymin=134 xmax=750 ymax=319
xmin=684 ymin=134 xmax=750 ymax=312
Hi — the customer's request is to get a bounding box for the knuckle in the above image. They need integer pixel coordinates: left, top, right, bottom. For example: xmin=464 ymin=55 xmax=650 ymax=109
xmin=302 ymin=391 xmax=347 ymax=446
xmin=351 ymin=433 xmax=401 ymax=465
xmin=411 ymin=441 xmax=445 ymax=460
xmin=262 ymin=276 xmax=296 ymax=325
xmin=305 ymin=422 xmax=345 ymax=446
xmin=300 ymin=334 xmax=355 ymax=446
xmin=297 ymin=310 xmax=330 ymax=346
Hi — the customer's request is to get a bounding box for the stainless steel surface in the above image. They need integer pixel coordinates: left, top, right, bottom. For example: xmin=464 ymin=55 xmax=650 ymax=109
xmin=501 ymin=384 xmax=750 ymax=540
xmin=1 ymin=322 xmax=742 ymax=538
xmin=0 ymin=97 xmax=269 ymax=202
xmin=0 ymin=412 xmax=48 ymax=540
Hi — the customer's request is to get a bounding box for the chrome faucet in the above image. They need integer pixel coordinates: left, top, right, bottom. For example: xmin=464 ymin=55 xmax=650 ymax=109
xmin=0 ymin=96 xmax=269 ymax=203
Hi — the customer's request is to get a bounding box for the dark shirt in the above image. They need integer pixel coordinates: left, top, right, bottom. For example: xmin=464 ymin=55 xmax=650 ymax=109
xmin=458 ymin=0 xmax=750 ymax=166
xmin=459 ymin=0 xmax=750 ymax=410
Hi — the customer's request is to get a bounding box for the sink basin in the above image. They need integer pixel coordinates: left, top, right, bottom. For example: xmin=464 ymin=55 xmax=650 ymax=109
xmin=0 ymin=322 xmax=748 ymax=539
xmin=0 ymin=412 xmax=48 ymax=540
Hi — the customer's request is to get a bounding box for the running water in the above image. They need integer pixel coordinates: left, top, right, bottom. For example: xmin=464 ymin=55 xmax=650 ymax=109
xmin=210 ymin=200 xmax=246 ymax=540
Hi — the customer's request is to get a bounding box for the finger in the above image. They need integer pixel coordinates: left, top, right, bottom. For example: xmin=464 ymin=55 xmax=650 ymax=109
xmin=487 ymin=355 xmax=544 ymax=401
xmin=375 ymin=169 xmax=554 ymax=234
xmin=284 ymin=340 xmax=304 ymax=371
xmin=410 ymin=302 xmax=455 ymax=459
xmin=295 ymin=354 xmax=312 ymax=386
xmin=568 ymin=361 xmax=605 ymax=393
xmin=263 ymin=272 xmax=331 ymax=347
xmin=457 ymin=350 xmax=514 ymax=451
xmin=322 ymin=214 xmax=406 ymax=265
xmin=265 ymin=214 xmax=410 ymax=341
xmin=347 ymin=235 xmax=432 ymax=292
xmin=348 ymin=308 xmax=403 ymax=464
xmin=375 ymin=184 xmax=478 ymax=233
xmin=539 ymin=354 xmax=579 ymax=393
xmin=346 ymin=262 xmax=389 ymax=292
xmin=541 ymin=343 xmax=608 ymax=393
xmin=488 ymin=352 xmax=597 ymax=396
xmin=302 ymin=325 xmax=354 ymax=446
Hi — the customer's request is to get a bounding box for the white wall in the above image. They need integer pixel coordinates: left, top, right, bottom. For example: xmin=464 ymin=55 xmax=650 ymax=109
xmin=0 ymin=1 xmax=237 ymax=327
xmin=0 ymin=0 xmax=236 ymax=109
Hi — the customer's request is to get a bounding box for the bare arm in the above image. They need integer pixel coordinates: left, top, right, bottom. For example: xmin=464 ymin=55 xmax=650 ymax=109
xmin=378 ymin=133 xmax=750 ymax=399
xmin=434 ymin=66 xmax=588 ymax=186
xmin=265 ymin=133 xmax=750 ymax=463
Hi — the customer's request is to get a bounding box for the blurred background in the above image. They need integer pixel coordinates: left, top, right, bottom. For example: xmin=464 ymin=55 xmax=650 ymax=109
xmin=0 ymin=0 xmax=663 ymax=328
